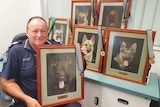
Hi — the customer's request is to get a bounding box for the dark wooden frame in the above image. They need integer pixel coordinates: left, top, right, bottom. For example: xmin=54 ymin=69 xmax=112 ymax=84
xmin=72 ymin=24 xmax=106 ymax=72
xmin=103 ymin=28 xmax=156 ymax=84
xmin=71 ymin=0 xmax=98 ymax=29
xmin=98 ymin=0 xmax=132 ymax=28
xmin=36 ymin=45 xmax=84 ymax=107
xmin=48 ymin=18 xmax=72 ymax=44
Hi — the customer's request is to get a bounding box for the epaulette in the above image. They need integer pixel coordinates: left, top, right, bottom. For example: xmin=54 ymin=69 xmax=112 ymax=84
xmin=9 ymin=40 xmax=23 ymax=49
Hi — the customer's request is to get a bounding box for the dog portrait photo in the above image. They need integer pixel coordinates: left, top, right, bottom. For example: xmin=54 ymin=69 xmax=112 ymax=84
xmin=82 ymin=34 xmax=95 ymax=62
xmin=46 ymin=53 xmax=76 ymax=96
xmin=101 ymin=6 xmax=123 ymax=28
xmin=51 ymin=23 xmax=67 ymax=44
xmin=111 ymin=36 xmax=144 ymax=73
xmin=77 ymin=32 xmax=98 ymax=63
xmin=75 ymin=6 xmax=91 ymax=25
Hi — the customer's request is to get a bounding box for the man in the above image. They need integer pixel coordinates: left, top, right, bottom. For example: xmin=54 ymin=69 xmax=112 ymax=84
xmin=0 ymin=16 xmax=86 ymax=107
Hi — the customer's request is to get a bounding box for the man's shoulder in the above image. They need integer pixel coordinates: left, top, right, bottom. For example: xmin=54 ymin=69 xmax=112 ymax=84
xmin=8 ymin=40 xmax=25 ymax=52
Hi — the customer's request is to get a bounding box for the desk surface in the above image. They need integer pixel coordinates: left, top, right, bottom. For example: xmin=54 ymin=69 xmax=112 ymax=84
xmin=84 ymin=70 xmax=160 ymax=101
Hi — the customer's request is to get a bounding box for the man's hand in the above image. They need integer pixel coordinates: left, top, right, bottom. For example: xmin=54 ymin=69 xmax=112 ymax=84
xmin=25 ymin=96 xmax=41 ymax=107
xmin=81 ymin=45 xmax=87 ymax=55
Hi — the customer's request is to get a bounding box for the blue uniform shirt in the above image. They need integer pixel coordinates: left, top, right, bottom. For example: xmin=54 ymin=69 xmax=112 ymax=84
xmin=1 ymin=39 xmax=59 ymax=100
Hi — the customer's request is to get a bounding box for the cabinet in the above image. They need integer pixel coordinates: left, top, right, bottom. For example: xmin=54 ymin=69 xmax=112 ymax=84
xmin=80 ymin=81 xmax=151 ymax=107
xmin=101 ymin=86 xmax=150 ymax=107
xmin=79 ymin=70 xmax=159 ymax=107
xmin=79 ymin=81 xmax=102 ymax=107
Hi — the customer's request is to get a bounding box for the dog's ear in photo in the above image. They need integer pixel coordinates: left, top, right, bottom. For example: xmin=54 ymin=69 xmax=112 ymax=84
xmin=90 ymin=35 xmax=95 ymax=44
xmin=82 ymin=34 xmax=88 ymax=43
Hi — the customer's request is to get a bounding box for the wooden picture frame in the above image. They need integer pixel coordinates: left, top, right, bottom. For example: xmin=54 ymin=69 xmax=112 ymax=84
xmin=98 ymin=0 xmax=132 ymax=28
xmin=103 ymin=28 xmax=156 ymax=84
xmin=48 ymin=18 xmax=72 ymax=44
xmin=71 ymin=0 xmax=97 ymax=28
xmin=36 ymin=45 xmax=84 ymax=107
xmin=72 ymin=24 xmax=106 ymax=72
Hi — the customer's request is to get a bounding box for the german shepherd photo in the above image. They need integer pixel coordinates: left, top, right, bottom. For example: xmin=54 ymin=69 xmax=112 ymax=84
xmin=52 ymin=24 xmax=65 ymax=44
xmin=114 ymin=41 xmax=137 ymax=70
xmin=102 ymin=6 xmax=123 ymax=28
xmin=106 ymin=10 xmax=118 ymax=27
xmin=81 ymin=34 xmax=95 ymax=63
xmin=76 ymin=9 xmax=89 ymax=25
xmin=47 ymin=53 xmax=76 ymax=96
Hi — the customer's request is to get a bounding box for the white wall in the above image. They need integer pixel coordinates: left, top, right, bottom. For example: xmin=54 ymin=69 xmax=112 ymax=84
xmin=0 ymin=0 xmax=41 ymax=53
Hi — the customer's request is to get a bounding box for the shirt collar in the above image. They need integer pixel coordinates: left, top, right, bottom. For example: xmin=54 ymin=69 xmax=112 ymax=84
xmin=23 ymin=39 xmax=52 ymax=51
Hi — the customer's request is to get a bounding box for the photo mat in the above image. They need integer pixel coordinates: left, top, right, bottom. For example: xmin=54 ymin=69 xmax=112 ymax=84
xmin=36 ymin=45 xmax=84 ymax=107
xmin=103 ymin=28 xmax=156 ymax=84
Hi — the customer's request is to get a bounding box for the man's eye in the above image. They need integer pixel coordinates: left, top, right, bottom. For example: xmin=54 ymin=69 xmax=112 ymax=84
xmin=41 ymin=30 xmax=47 ymax=33
xmin=33 ymin=31 xmax=38 ymax=33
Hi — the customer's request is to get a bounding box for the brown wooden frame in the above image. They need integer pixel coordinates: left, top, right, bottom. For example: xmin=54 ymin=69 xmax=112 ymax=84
xmin=103 ymin=28 xmax=156 ymax=84
xmin=72 ymin=24 xmax=106 ymax=72
xmin=71 ymin=0 xmax=98 ymax=29
xmin=98 ymin=0 xmax=132 ymax=28
xmin=36 ymin=45 xmax=84 ymax=107
xmin=48 ymin=18 xmax=72 ymax=44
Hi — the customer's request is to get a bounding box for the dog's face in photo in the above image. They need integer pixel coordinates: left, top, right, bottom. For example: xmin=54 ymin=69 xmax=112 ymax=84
xmin=51 ymin=55 xmax=75 ymax=94
xmin=76 ymin=9 xmax=89 ymax=25
xmin=53 ymin=25 xmax=64 ymax=44
xmin=81 ymin=34 xmax=95 ymax=62
xmin=114 ymin=41 xmax=137 ymax=69
xmin=106 ymin=10 xmax=118 ymax=27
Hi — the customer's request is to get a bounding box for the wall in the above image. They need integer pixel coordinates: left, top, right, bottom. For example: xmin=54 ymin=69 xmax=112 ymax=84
xmin=0 ymin=0 xmax=41 ymax=53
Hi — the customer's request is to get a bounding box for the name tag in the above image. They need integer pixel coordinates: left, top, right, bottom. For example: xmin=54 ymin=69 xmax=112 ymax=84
xmin=22 ymin=57 xmax=31 ymax=61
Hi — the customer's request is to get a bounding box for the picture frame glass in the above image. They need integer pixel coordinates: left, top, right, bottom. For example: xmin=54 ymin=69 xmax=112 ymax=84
xmin=98 ymin=2 xmax=125 ymax=28
xmin=105 ymin=31 xmax=148 ymax=83
xmin=73 ymin=26 xmax=103 ymax=72
xmin=48 ymin=19 xmax=70 ymax=45
xmin=37 ymin=46 xmax=84 ymax=106
xmin=72 ymin=2 xmax=93 ymax=26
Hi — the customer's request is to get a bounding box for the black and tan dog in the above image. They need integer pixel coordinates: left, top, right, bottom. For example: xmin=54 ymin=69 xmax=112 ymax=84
xmin=106 ymin=10 xmax=118 ymax=27
xmin=114 ymin=41 xmax=137 ymax=69
xmin=76 ymin=9 xmax=89 ymax=25
xmin=49 ymin=55 xmax=76 ymax=95
xmin=52 ymin=24 xmax=64 ymax=44
xmin=82 ymin=34 xmax=95 ymax=62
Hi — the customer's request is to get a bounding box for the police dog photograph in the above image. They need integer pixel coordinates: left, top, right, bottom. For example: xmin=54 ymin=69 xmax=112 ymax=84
xmin=71 ymin=0 xmax=98 ymax=27
xmin=102 ymin=28 xmax=156 ymax=84
xmin=36 ymin=45 xmax=84 ymax=107
xmin=51 ymin=24 xmax=66 ymax=44
xmin=73 ymin=25 xmax=104 ymax=72
xmin=48 ymin=18 xmax=70 ymax=45
xmin=98 ymin=0 xmax=132 ymax=28
xmin=47 ymin=53 xmax=76 ymax=96
xmin=81 ymin=34 xmax=96 ymax=63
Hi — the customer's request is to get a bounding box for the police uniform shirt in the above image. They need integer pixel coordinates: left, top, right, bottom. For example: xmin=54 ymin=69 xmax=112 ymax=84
xmin=1 ymin=39 xmax=59 ymax=99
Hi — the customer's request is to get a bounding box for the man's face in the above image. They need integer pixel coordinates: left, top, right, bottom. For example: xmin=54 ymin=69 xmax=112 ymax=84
xmin=26 ymin=18 xmax=48 ymax=50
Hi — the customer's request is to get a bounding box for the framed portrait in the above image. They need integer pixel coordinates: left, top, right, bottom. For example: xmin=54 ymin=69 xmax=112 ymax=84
xmin=103 ymin=28 xmax=156 ymax=84
xmin=71 ymin=0 xmax=97 ymax=28
xmin=72 ymin=24 xmax=106 ymax=72
xmin=36 ymin=45 xmax=84 ymax=107
xmin=98 ymin=0 xmax=132 ymax=28
xmin=48 ymin=18 xmax=72 ymax=44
